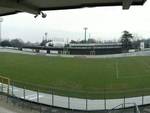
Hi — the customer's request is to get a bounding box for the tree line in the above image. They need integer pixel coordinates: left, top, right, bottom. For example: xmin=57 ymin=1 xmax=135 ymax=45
xmin=0 ymin=31 xmax=150 ymax=50
xmin=0 ymin=39 xmax=39 ymax=48
xmin=120 ymin=30 xmax=150 ymax=51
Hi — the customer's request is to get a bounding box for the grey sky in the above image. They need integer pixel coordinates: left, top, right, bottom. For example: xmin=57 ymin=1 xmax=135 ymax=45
xmin=1 ymin=0 xmax=150 ymax=43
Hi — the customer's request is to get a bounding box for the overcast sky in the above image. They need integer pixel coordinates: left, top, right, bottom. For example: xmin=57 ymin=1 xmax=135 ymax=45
xmin=1 ymin=0 xmax=150 ymax=43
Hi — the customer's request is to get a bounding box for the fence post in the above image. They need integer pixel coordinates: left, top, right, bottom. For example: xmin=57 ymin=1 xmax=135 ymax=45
xmin=23 ymin=87 xmax=25 ymax=99
xmin=124 ymin=96 xmax=125 ymax=108
xmin=104 ymin=98 xmax=106 ymax=110
xmin=86 ymin=98 xmax=88 ymax=110
xmin=1 ymin=79 xmax=3 ymax=93
xmin=7 ymin=83 xmax=9 ymax=103
xmin=104 ymin=90 xmax=106 ymax=110
xmin=68 ymin=96 xmax=70 ymax=109
xmin=0 ymin=81 xmax=2 ymax=93
xmin=7 ymin=82 xmax=9 ymax=95
xmin=11 ymin=81 xmax=14 ymax=96
xmin=142 ymin=95 xmax=144 ymax=105
xmin=51 ymin=90 xmax=54 ymax=106
xmin=37 ymin=90 xmax=39 ymax=103
xmin=0 ymin=81 xmax=2 ymax=99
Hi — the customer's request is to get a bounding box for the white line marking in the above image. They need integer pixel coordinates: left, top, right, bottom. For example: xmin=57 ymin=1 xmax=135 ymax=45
xmin=143 ymin=62 xmax=150 ymax=70
xmin=120 ymin=74 xmax=150 ymax=79
xmin=115 ymin=62 xmax=119 ymax=79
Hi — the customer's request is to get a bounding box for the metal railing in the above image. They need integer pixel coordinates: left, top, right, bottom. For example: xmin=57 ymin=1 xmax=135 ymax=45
xmin=108 ymin=103 xmax=140 ymax=113
xmin=1 ymin=81 xmax=150 ymax=111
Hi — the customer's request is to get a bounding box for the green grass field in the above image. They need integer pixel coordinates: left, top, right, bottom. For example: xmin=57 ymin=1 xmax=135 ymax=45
xmin=0 ymin=52 xmax=150 ymax=99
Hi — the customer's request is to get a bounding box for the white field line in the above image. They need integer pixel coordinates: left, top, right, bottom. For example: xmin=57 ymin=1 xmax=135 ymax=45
xmin=144 ymin=62 xmax=150 ymax=69
xmin=115 ymin=62 xmax=119 ymax=79
xmin=120 ymin=74 xmax=150 ymax=79
xmin=144 ymin=62 xmax=150 ymax=73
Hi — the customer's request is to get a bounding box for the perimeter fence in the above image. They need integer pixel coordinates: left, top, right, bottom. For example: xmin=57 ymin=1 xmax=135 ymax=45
xmin=1 ymin=79 xmax=150 ymax=111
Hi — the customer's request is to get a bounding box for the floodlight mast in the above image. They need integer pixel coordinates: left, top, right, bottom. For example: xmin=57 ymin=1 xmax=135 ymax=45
xmin=0 ymin=18 xmax=3 ymax=43
xmin=84 ymin=27 xmax=88 ymax=43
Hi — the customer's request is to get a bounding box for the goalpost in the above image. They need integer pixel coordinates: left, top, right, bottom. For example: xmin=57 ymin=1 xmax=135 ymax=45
xmin=0 ymin=74 xmax=10 ymax=94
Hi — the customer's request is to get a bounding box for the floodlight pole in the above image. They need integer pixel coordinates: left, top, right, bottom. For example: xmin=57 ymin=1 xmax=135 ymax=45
xmin=84 ymin=27 xmax=88 ymax=43
xmin=45 ymin=32 xmax=48 ymax=40
xmin=0 ymin=18 xmax=3 ymax=43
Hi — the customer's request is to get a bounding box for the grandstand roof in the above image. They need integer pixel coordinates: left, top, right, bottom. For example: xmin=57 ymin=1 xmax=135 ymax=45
xmin=0 ymin=0 xmax=147 ymax=17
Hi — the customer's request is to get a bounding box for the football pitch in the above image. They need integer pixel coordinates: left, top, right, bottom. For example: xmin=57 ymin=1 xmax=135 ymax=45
xmin=0 ymin=52 xmax=150 ymax=99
